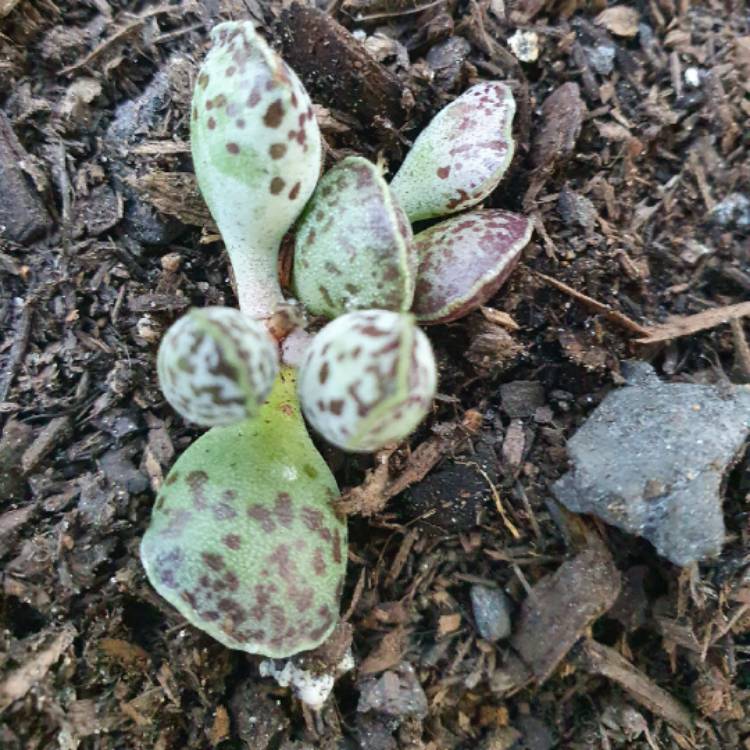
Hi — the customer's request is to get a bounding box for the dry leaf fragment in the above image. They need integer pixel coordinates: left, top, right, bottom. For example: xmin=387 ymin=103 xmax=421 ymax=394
xmin=438 ymin=613 xmax=462 ymax=636
xmin=531 ymin=83 xmax=586 ymax=171
xmin=359 ymin=627 xmax=411 ymax=674
xmin=595 ymin=6 xmax=640 ymax=38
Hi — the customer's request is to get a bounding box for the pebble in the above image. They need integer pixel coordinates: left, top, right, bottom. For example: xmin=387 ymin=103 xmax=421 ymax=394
xmin=471 ymin=584 xmax=513 ymax=641
xmin=508 ymin=30 xmax=540 ymax=63
xmin=358 ymin=662 xmax=428 ymax=719
xmin=585 ymin=44 xmax=616 ymax=75
xmin=709 ymin=193 xmax=750 ymax=231
xmin=500 ymin=380 xmax=546 ymax=418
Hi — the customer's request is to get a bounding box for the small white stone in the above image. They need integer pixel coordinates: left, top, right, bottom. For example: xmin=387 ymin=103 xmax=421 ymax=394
xmin=684 ymin=67 xmax=701 ymax=88
xmin=508 ymin=30 xmax=540 ymax=63
xmin=259 ymin=650 xmax=354 ymax=711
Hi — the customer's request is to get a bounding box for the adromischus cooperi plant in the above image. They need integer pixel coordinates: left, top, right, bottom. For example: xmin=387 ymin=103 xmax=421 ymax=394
xmin=141 ymin=20 xmax=533 ymax=661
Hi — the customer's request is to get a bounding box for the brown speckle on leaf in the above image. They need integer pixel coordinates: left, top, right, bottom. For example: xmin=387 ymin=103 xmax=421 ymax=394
xmin=263 ymin=100 xmax=285 ymax=128
xmin=223 ymin=534 xmax=242 ymax=550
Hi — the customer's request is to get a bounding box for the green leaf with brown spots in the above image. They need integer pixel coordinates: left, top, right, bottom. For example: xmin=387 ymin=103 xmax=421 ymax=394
xmin=293 ymin=157 xmax=415 ymax=318
xmin=390 ymin=83 xmax=516 ymax=222
xmin=298 ymin=310 xmax=437 ymax=452
xmin=157 ymin=307 xmax=279 ymax=426
xmin=191 ymin=21 xmax=322 ymax=320
xmin=141 ymin=368 xmax=347 ymax=658
xmin=411 ymin=209 xmax=533 ymax=324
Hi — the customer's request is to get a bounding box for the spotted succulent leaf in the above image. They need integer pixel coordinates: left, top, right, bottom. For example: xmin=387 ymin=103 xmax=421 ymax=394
xmin=191 ymin=21 xmax=322 ymax=319
xmin=157 ymin=307 xmax=279 ymax=426
xmin=141 ymin=368 xmax=346 ymax=658
xmin=390 ymin=83 xmax=516 ymax=222
xmin=298 ymin=310 xmax=437 ymax=452
xmin=412 ymin=210 xmax=533 ymax=324
xmin=293 ymin=157 xmax=415 ymax=318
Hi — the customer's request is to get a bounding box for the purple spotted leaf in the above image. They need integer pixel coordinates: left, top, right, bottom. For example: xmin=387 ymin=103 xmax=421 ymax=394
xmin=298 ymin=310 xmax=437 ymax=452
xmin=191 ymin=21 xmax=322 ymax=320
xmin=141 ymin=369 xmax=347 ymax=659
xmin=293 ymin=157 xmax=415 ymax=318
xmin=157 ymin=307 xmax=279 ymax=426
xmin=390 ymin=82 xmax=516 ymax=222
xmin=411 ymin=210 xmax=533 ymax=324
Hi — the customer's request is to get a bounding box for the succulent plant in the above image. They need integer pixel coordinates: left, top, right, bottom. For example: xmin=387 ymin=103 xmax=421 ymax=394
xmin=143 ymin=18 xmax=534 ymax=669
xmin=157 ymin=306 xmax=279 ymax=426
xmin=298 ymin=310 xmax=437 ymax=452
xmin=191 ymin=21 xmax=322 ymax=321
xmin=293 ymin=156 xmax=415 ymax=318
xmin=141 ymin=368 xmax=347 ymax=658
xmin=411 ymin=210 xmax=533 ymax=324
xmin=390 ymin=82 xmax=516 ymax=222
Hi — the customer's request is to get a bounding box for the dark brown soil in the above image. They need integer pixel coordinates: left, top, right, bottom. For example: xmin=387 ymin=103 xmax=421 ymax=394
xmin=1 ymin=2 xmax=749 ymax=749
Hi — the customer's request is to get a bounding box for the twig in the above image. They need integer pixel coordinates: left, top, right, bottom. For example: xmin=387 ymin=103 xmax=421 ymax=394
xmin=635 ymin=301 xmax=750 ymax=345
xmin=456 ymin=459 xmax=520 ymax=539
xmin=534 ymin=270 xmax=651 ymax=336
xmin=730 ymin=319 xmax=750 ymax=382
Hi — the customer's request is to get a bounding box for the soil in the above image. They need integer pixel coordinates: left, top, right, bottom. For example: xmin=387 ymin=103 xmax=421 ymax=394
xmin=1 ymin=1 xmax=749 ymax=749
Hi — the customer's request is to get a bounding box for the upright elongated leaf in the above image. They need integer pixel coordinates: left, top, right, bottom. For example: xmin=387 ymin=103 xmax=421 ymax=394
xmin=390 ymin=82 xmax=516 ymax=222
xmin=191 ymin=21 xmax=322 ymax=318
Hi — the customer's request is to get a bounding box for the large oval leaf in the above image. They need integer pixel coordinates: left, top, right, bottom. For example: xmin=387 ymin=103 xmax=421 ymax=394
xmin=141 ymin=369 xmax=346 ymax=658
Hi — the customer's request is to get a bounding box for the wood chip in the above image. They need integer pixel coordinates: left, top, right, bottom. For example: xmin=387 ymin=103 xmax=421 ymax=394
xmin=511 ymin=546 xmax=621 ymax=684
xmin=0 ymin=111 xmax=51 ymax=243
xmin=0 ymin=0 xmax=22 ymax=18
xmin=209 ymin=705 xmax=230 ymax=746
xmin=438 ymin=613 xmax=462 ymax=636
xmin=531 ymin=83 xmax=586 ymax=171
xmin=129 ymin=172 xmax=212 ymax=228
xmin=21 ymin=416 xmax=72 ymax=475
xmin=98 ymin=638 xmax=150 ymax=671
xmin=359 ymin=626 xmax=411 ymax=675
xmin=337 ymin=409 xmax=482 ymax=516
xmin=277 ymin=5 xmax=409 ymax=127
xmin=481 ymin=306 xmax=520 ymax=331
xmin=635 ymin=302 xmax=750 ymax=345
xmin=595 ymin=6 xmax=640 ymax=38
xmin=576 ymin=639 xmax=694 ymax=731
xmin=0 ymin=625 xmax=76 ymax=713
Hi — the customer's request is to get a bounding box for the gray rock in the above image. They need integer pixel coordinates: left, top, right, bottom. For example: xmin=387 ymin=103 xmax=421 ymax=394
xmin=500 ymin=381 xmax=546 ymax=418
xmin=558 ymin=185 xmax=597 ymax=230
xmin=553 ymin=363 xmax=750 ymax=565
xmin=709 ymin=193 xmax=750 ymax=231
xmin=357 ymin=662 xmax=428 ymax=719
xmin=427 ymin=37 xmax=472 ymax=91
xmin=0 ymin=112 xmax=51 ymax=243
xmin=585 ymin=44 xmax=616 ymax=75
xmin=104 ymin=60 xmax=190 ymax=246
xmin=470 ymin=585 xmax=513 ymax=641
